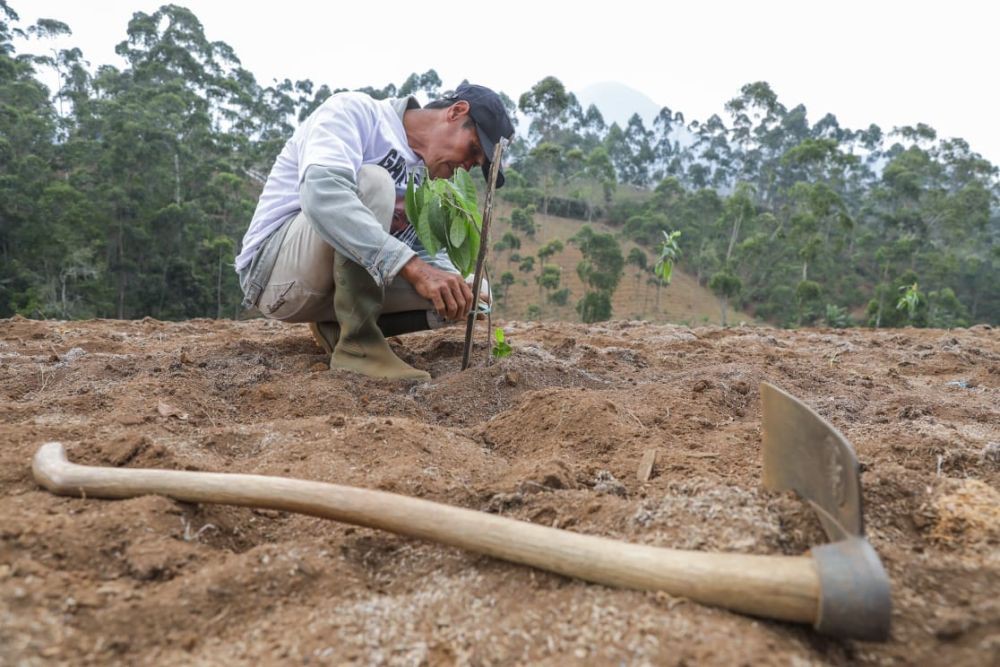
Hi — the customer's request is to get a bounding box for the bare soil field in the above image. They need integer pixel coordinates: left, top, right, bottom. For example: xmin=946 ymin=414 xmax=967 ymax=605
xmin=1 ymin=316 xmax=998 ymax=665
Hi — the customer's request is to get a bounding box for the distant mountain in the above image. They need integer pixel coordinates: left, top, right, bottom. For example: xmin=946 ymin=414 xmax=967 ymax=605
xmin=576 ymin=81 xmax=661 ymax=130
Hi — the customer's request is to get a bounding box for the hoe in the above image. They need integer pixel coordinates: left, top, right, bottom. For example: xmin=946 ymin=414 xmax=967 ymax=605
xmin=33 ymin=382 xmax=890 ymax=640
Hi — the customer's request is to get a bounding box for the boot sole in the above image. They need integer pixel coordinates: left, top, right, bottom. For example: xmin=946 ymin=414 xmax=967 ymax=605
xmin=309 ymin=322 xmax=335 ymax=355
xmin=330 ymin=354 xmax=430 ymax=381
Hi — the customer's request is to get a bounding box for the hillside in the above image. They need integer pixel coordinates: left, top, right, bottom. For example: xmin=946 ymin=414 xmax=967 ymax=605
xmin=487 ymin=203 xmax=754 ymax=326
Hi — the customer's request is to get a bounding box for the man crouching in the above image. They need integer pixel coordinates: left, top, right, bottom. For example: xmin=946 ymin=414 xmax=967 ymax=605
xmin=235 ymin=83 xmax=514 ymax=380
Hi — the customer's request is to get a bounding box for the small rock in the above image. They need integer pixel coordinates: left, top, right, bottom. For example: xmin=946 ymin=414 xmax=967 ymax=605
xmin=118 ymin=413 xmax=145 ymax=426
xmin=64 ymin=347 xmax=86 ymax=361
xmin=485 ymin=492 xmax=524 ymax=513
xmin=593 ymin=470 xmax=627 ymax=497
xmin=692 ymin=379 xmax=712 ymax=393
xmin=504 ymin=371 xmax=520 ymax=386
xmin=157 ymin=401 xmax=188 ymax=420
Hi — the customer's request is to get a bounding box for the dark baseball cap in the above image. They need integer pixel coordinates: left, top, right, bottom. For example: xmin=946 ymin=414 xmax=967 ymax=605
xmin=454 ymin=82 xmax=515 ymax=188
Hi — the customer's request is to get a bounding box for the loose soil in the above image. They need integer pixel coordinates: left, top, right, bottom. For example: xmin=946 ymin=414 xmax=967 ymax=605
xmin=1 ymin=316 xmax=998 ymax=665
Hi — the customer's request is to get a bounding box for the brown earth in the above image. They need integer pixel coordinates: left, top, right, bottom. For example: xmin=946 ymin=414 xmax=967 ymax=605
xmin=1 ymin=316 xmax=998 ymax=666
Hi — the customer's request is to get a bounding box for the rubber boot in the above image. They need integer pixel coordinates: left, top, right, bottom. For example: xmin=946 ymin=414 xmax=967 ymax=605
xmin=309 ymin=321 xmax=340 ymax=355
xmin=309 ymin=311 xmax=433 ymax=354
xmin=329 ymin=254 xmax=431 ymax=381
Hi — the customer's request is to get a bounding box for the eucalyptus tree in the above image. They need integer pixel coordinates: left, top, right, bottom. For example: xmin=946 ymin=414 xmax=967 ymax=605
xmin=530 ymin=142 xmax=562 ymax=216
xmin=518 ymin=75 xmax=572 ymax=144
xmin=690 ymin=114 xmax=734 ymax=189
xmin=536 ymin=264 xmax=561 ymax=312
xmin=571 ymin=225 xmax=624 ymax=322
xmin=0 ymin=3 xmax=62 ymax=315
xmin=498 ymin=271 xmax=516 ymax=306
xmin=584 ymin=147 xmax=615 ymax=220
xmin=537 ymin=238 xmax=564 ymax=265
xmin=709 ymin=270 xmax=742 ymax=326
xmin=621 ymin=113 xmax=655 ymax=186
xmin=398 ymin=69 xmax=442 ymax=99
xmin=627 ymin=247 xmax=648 ymax=300
xmin=494 ymin=231 xmax=521 ymax=268
xmin=510 ymin=206 xmax=536 ymax=237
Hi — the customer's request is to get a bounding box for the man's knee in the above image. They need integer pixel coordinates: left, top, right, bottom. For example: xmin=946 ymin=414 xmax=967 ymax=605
xmin=357 ymin=164 xmax=395 ymax=231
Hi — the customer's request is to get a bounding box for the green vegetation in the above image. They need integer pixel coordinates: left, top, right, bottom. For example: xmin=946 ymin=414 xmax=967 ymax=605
xmin=404 ymin=168 xmax=481 ymax=277
xmin=571 ymin=226 xmax=624 ymax=322
xmin=2 ymin=3 xmax=998 ymax=328
xmin=491 ymin=327 xmax=512 ymax=359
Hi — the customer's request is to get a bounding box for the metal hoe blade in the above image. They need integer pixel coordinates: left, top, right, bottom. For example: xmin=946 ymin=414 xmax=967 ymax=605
xmin=761 ymin=382 xmax=863 ymax=541
xmin=760 ymin=381 xmax=892 ymax=641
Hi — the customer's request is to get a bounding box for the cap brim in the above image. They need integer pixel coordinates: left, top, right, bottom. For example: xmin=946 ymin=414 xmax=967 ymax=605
xmin=475 ymin=125 xmax=505 ymax=189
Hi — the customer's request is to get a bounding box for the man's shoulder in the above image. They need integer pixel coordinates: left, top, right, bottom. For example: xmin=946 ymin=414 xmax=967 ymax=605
xmin=317 ymin=91 xmax=380 ymax=113
xmin=308 ymin=91 xmax=406 ymax=128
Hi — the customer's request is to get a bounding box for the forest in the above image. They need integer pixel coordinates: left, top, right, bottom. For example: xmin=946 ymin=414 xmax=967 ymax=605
xmin=2 ymin=2 xmax=998 ymax=327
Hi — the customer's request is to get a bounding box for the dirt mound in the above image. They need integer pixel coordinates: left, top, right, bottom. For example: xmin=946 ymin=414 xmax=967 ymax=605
xmin=1 ymin=316 xmax=998 ymax=664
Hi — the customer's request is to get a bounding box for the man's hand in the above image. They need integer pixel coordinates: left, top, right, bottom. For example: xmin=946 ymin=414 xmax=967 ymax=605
xmin=399 ymin=257 xmax=474 ymax=321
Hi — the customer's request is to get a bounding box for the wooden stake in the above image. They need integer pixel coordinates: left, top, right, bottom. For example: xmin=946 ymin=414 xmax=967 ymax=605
xmin=637 ymin=449 xmax=658 ymax=482
xmin=462 ymin=141 xmax=505 ymax=371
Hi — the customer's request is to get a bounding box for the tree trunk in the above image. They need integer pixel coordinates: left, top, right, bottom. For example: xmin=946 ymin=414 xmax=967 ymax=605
xmin=174 ymin=152 xmax=182 ymax=206
xmin=720 ymin=296 xmax=729 ymax=327
xmin=874 ymin=265 xmax=889 ymax=329
xmin=116 ymin=218 xmax=126 ymax=320
xmin=216 ymin=248 xmax=224 ymax=319
xmin=60 ymin=274 xmax=68 ymax=318
xmin=726 ymin=212 xmax=742 ymax=263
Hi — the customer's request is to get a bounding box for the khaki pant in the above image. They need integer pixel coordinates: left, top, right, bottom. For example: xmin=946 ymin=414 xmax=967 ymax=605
xmin=256 ymin=165 xmax=433 ymax=323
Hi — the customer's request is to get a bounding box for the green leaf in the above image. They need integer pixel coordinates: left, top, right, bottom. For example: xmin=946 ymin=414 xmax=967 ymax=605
xmin=455 ymin=168 xmax=478 ymax=208
xmin=451 ymin=234 xmax=473 ymax=275
xmin=468 ymin=222 xmax=482 ymax=273
xmin=415 ymin=175 xmax=425 ymax=211
xmin=414 ymin=204 xmax=440 ymax=255
xmin=426 ymin=196 xmax=448 ymax=248
xmin=491 ymin=327 xmax=512 ymax=359
xmin=655 ymin=259 xmax=674 ymax=284
xmin=405 ymin=173 xmax=419 ymax=225
xmin=449 ymin=211 xmax=467 ymax=247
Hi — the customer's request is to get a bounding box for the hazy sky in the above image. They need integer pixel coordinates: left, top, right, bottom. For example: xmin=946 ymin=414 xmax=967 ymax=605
xmin=13 ymin=1 xmax=1000 ymax=165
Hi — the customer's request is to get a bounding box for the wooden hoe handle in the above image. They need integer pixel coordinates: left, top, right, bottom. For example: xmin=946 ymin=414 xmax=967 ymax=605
xmin=33 ymin=442 xmax=820 ymax=627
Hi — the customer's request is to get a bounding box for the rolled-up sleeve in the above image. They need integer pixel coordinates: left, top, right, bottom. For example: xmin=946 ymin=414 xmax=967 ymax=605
xmin=301 ymin=165 xmax=415 ymax=287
